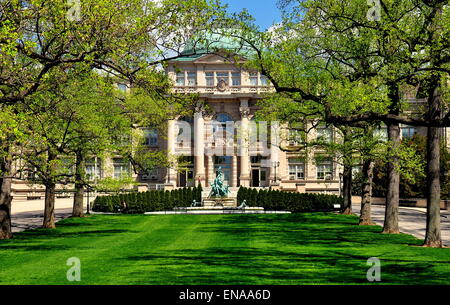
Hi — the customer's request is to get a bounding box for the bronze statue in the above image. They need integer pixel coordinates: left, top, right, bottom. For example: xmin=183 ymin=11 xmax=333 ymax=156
xmin=209 ymin=166 xmax=230 ymax=197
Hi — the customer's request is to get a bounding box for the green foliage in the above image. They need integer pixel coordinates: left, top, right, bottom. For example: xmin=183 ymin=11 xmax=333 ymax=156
xmin=237 ymin=187 xmax=340 ymax=212
xmin=353 ymin=135 xmax=450 ymax=199
xmin=92 ymin=185 xmax=203 ymax=213
xmin=92 ymin=185 xmax=340 ymax=214
xmin=3 ymin=213 xmax=450 ymax=284
xmin=94 ymin=176 xmax=138 ymax=194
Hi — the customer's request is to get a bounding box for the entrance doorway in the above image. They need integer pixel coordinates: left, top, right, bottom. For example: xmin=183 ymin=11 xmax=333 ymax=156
xmin=251 ymin=168 xmax=267 ymax=187
xmin=179 ymin=169 xmax=194 ymax=187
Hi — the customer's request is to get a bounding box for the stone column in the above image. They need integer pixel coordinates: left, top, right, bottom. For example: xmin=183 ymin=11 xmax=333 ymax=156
xmin=166 ymin=119 xmax=177 ymax=186
xmin=231 ymin=155 xmax=238 ymax=187
xmin=270 ymin=121 xmax=280 ymax=186
xmin=194 ymin=106 xmax=206 ymax=186
xmin=207 ymin=155 xmax=214 ymax=186
xmin=239 ymin=99 xmax=251 ymax=187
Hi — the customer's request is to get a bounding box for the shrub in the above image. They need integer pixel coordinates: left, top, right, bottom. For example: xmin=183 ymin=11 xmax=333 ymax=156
xmin=237 ymin=187 xmax=340 ymax=212
xmin=92 ymin=186 xmax=201 ymax=213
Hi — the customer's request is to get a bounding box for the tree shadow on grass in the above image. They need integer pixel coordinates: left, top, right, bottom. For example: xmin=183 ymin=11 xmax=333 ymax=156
xmin=112 ymin=213 xmax=446 ymax=284
xmin=197 ymin=213 xmax=421 ymax=248
xmin=0 ymin=243 xmax=72 ymax=251
xmin=120 ymin=246 xmax=442 ymax=285
xmin=0 ymin=229 xmax=134 ymax=250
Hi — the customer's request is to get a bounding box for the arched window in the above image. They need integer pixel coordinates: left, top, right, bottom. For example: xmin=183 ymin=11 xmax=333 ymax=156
xmin=216 ymin=113 xmax=233 ymax=123
xmin=179 ymin=116 xmax=194 ymax=124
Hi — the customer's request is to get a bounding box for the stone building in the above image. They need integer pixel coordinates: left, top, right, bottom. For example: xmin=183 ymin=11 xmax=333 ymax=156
xmin=9 ymin=39 xmax=449 ymax=199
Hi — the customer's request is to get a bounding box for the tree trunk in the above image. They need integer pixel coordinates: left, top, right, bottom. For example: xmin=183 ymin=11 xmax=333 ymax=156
xmin=43 ymin=150 xmax=57 ymax=229
xmin=424 ymin=83 xmax=442 ymax=247
xmin=341 ymin=164 xmax=353 ymax=215
xmin=72 ymin=151 xmax=85 ymax=217
xmin=359 ymin=158 xmax=375 ymax=225
xmin=424 ymin=126 xmax=442 ymax=247
xmin=383 ymin=122 xmax=400 ymax=234
xmin=43 ymin=182 xmax=56 ymax=228
xmin=0 ymin=153 xmax=13 ymax=239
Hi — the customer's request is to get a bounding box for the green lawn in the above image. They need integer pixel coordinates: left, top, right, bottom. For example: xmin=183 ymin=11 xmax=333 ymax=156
xmin=0 ymin=213 xmax=449 ymax=285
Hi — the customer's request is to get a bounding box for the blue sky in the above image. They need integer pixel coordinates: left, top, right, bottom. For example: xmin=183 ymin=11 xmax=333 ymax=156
xmin=221 ymin=0 xmax=282 ymax=30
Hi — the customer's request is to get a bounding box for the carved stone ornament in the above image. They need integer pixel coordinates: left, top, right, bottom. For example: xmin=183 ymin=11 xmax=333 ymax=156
xmin=194 ymin=102 xmax=206 ymax=115
xmin=239 ymin=107 xmax=250 ymax=118
xmin=217 ymin=79 xmax=228 ymax=92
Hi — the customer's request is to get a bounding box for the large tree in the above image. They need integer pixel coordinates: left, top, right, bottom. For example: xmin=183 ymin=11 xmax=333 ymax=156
xmin=220 ymin=0 xmax=449 ymax=247
xmin=0 ymin=0 xmax=225 ymax=238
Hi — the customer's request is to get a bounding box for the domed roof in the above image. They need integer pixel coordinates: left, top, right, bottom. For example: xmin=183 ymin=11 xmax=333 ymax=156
xmin=175 ymin=31 xmax=255 ymax=61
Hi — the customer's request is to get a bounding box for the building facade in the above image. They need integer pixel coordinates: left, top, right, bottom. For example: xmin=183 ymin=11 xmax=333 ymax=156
xmin=155 ymin=51 xmax=344 ymax=194
xmin=10 ymin=45 xmax=450 ymax=199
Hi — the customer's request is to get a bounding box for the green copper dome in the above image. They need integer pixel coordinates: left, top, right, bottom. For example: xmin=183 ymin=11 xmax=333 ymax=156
xmin=175 ymin=31 xmax=255 ymax=61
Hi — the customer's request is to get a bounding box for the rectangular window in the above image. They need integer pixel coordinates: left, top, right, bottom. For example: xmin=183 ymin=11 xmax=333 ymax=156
xmin=187 ymin=72 xmax=196 ymax=86
xmin=401 ymin=126 xmax=416 ymax=139
xmin=143 ymin=129 xmax=158 ymax=146
xmin=316 ymin=124 xmax=333 ymax=143
xmin=374 ymin=126 xmax=388 ymax=141
xmin=231 ymin=72 xmax=241 ymax=86
xmin=113 ymin=158 xmax=130 ymax=179
xmin=260 ymin=75 xmax=269 ymax=86
xmin=85 ymin=158 xmax=102 ymax=180
xmin=249 ymin=72 xmax=258 ymax=86
xmin=316 ymin=159 xmax=333 ymax=180
xmin=25 ymin=166 xmax=37 ymax=181
xmin=288 ymin=129 xmax=305 ymax=145
xmin=216 ymin=72 xmax=229 ymax=85
xmin=250 ymin=155 xmax=263 ymax=165
xmin=288 ymin=158 xmax=305 ymax=180
xmin=176 ymin=72 xmax=185 ymax=86
xmin=205 ymin=72 xmax=214 ymax=86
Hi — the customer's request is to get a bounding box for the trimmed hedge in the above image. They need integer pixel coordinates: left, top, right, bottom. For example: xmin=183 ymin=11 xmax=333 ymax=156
xmin=236 ymin=187 xmax=341 ymax=212
xmin=92 ymin=185 xmax=202 ymax=214
xmin=93 ymin=185 xmax=341 ymax=214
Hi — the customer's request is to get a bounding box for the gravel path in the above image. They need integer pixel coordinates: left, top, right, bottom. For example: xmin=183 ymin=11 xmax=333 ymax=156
xmin=353 ymin=203 xmax=450 ymax=246
xmin=10 ymin=197 xmax=88 ymax=233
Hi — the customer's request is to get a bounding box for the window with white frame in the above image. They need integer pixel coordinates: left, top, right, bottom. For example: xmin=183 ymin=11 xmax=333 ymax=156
xmin=249 ymin=72 xmax=258 ymax=86
xmin=374 ymin=125 xmax=388 ymax=141
xmin=216 ymin=72 xmax=229 ymax=85
xmin=113 ymin=158 xmax=130 ymax=179
xmin=316 ymin=158 xmax=333 ymax=180
xmin=176 ymin=72 xmax=185 ymax=86
xmin=187 ymin=72 xmax=196 ymax=86
xmin=316 ymin=124 xmax=333 ymax=143
xmin=85 ymin=158 xmax=102 ymax=180
xmin=288 ymin=158 xmax=305 ymax=180
xmin=260 ymin=75 xmax=269 ymax=86
xmin=231 ymin=72 xmax=241 ymax=86
xmin=143 ymin=129 xmax=158 ymax=146
xmin=401 ymin=126 xmax=416 ymax=139
xmin=205 ymin=72 xmax=214 ymax=86
xmin=288 ymin=129 xmax=305 ymax=145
